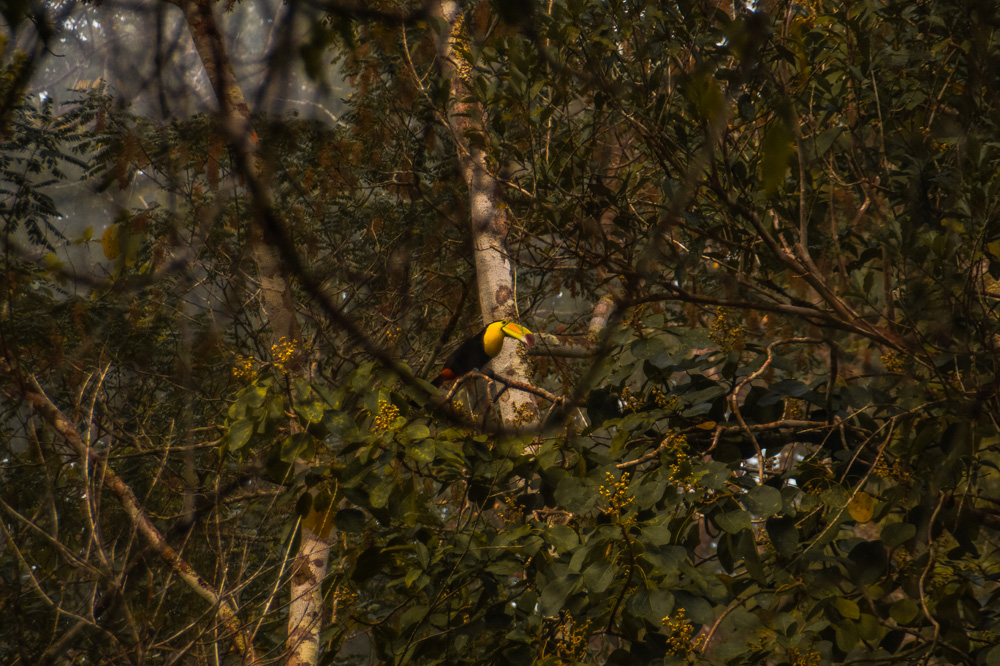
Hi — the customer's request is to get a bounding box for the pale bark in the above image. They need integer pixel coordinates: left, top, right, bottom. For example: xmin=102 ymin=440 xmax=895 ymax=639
xmin=173 ymin=2 xmax=323 ymax=663
xmin=286 ymin=525 xmax=331 ymax=666
xmin=435 ymin=1 xmax=538 ymax=428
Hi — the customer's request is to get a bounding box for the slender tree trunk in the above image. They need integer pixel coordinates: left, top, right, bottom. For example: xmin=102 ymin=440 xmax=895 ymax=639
xmin=286 ymin=523 xmax=331 ymax=666
xmin=173 ymin=2 xmax=325 ymax=663
xmin=435 ymin=1 xmax=538 ymax=428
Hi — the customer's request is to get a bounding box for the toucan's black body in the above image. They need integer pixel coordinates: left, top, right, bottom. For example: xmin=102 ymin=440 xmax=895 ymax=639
xmin=432 ymin=327 xmax=493 ymax=386
xmin=431 ymin=320 xmax=535 ymax=386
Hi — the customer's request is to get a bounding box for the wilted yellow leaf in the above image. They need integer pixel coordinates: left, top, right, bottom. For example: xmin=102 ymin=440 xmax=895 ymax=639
xmin=101 ymin=223 xmax=120 ymax=260
xmin=848 ymin=491 xmax=874 ymax=523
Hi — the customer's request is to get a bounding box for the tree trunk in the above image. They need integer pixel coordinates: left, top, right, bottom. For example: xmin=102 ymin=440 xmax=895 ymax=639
xmin=435 ymin=1 xmax=538 ymax=428
xmin=286 ymin=523 xmax=331 ymax=666
xmin=174 ymin=2 xmax=324 ymax=663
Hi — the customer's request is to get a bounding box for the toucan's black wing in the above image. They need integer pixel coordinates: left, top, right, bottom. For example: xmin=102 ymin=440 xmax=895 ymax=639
xmin=432 ymin=327 xmax=490 ymax=385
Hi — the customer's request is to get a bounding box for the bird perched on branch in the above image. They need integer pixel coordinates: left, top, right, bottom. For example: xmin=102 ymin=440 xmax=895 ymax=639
xmin=432 ymin=320 xmax=535 ymax=386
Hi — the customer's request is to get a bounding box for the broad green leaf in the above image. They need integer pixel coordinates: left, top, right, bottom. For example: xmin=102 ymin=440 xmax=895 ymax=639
xmin=280 ymin=432 xmax=314 ymax=462
xmin=582 ymin=560 xmax=617 ymax=594
xmin=766 ymin=516 xmax=798 ymax=557
xmin=409 ymin=439 xmax=435 ymax=464
xmin=889 ymin=599 xmax=920 ymax=625
xmin=545 ymin=524 xmax=579 ymax=551
xmin=761 ymin=117 xmax=794 ymax=196
xmin=227 ymin=419 xmax=253 ymax=451
xmin=554 ymin=477 xmax=599 ymax=514
xmin=369 ymin=481 xmax=393 ymax=509
xmin=715 ymin=510 xmax=751 ymax=534
xmin=847 ymin=540 xmax=888 ymax=585
xmin=294 ymin=400 xmax=325 ymax=423
xmin=401 ymin=423 xmax=430 ymax=443
xmin=881 ymin=522 xmax=916 ymax=548
xmin=539 ymin=575 xmax=580 ymax=616
xmin=835 ymin=597 xmax=860 ymax=620
xmin=745 ymin=484 xmax=782 ymax=516
xmin=334 ymin=508 xmax=366 ymax=532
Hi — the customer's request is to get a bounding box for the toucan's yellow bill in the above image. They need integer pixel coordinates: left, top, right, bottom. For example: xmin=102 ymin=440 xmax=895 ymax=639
xmin=502 ymin=322 xmax=535 ymax=348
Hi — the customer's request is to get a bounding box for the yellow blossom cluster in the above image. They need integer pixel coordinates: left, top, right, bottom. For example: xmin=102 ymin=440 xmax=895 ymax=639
xmin=663 ymin=433 xmax=696 ymax=490
xmin=271 ymin=337 xmax=295 ymax=373
xmin=651 ymin=387 xmax=680 ymax=411
xmin=788 ymin=648 xmax=822 ymax=666
xmin=662 ymin=608 xmax=702 ymax=657
xmin=893 ymin=546 xmax=911 ymax=570
xmin=372 ymin=399 xmax=401 ymax=433
xmin=880 ymin=352 xmax=904 ymax=374
xmin=451 ymin=399 xmax=472 ymax=420
xmin=232 ymin=355 xmax=255 ymax=381
xmin=709 ymin=307 xmax=746 ymax=351
xmin=332 ymin=585 xmax=358 ymax=610
xmin=512 ymin=401 xmax=536 ymax=426
xmin=619 ymin=386 xmax=641 ymax=413
xmin=500 ymin=495 xmax=523 ymax=524
xmin=552 ymin=613 xmax=591 ymax=663
xmin=874 ymin=454 xmax=909 ymax=481
xmin=783 ymin=398 xmax=803 ymax=420
xmin=599 ymin=471 xmax=634 ymax=519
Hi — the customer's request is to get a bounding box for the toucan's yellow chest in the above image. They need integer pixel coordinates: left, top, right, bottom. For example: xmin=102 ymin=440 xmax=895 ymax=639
xmin=482 ymin=321 xmax=507 ymax=357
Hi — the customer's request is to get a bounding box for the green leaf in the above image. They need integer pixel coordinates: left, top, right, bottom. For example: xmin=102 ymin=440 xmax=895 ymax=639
xmin=698 ymin=461 xmax=730 ymax=490
xmin=334 ymin=508 xmax=366 ymax=532
xmin=761 ymin=117 xmax=794 ymax=196
xmin=400 ymin=604 xmax=428 ymax=628
xmin=554 ymin=477 xmax=598 ymax=514
xmin=814 ymin=126 xmax=844 ymax=155
xmin=835 ymin=619 xmax=859 ymax=652
xmin=715 ymin=510 xmax=751 ymax=534
xmin=409 ymin=439 xmax=435 ymax=464
xmin=745 ymin=484 xmax=782 ymax=516
xmin=294 ymin=400 xmax=325 ymax=423
xmin=322 ymin=411 xmax=357 ymax=439
xmin=227 ymin=419 xmax=253 ymax=451
xmin=766 ymin=516 xmax=799 ymax=557
xmin=539 ymin=575 xmax=580 ymax=616
xmin=280 ymin=432 xmax=315 ymax=462
xmin=847 ymin=540 xmax=887 ymax=585
xmin=545 ymin=524 xmax=579 ymax=551
xmin=370 ymin=481 xmax=393 ymax=509
xmin=632 ymin=476 xmax=668 ymax=509
xmin=401 ymin=423 xmax=430 ymax=443
xmin=835 ymin=597 xmax=860 ymax=620
xmin=649 ymin=587 xmax=675 ymax=621
xmin=404 ymin=568 xmax=423 ymax=589
xmin=890 ymin=598 xmax=919 ymax=625
xmin=881 ymin=522 xmax=916 ymax=548
xmin=640 ymin=517 xmax=673 ymax=546
xmin=582 ymin=560 xmax=617 ymax=594
xmin=820 ymin=485 xmax=850 ymax=509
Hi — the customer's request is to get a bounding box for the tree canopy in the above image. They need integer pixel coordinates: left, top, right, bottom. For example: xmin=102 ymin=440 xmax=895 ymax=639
xmin=3 ymin=1 xmax=1000 ymax=665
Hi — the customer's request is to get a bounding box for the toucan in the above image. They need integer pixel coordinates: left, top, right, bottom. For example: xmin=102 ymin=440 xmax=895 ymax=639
xmin=432 ymin=320 xmax=535 ymax=386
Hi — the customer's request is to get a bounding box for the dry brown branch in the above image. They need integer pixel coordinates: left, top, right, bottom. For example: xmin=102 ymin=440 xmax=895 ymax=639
xmin=0 ymin=359 xmax=259 ymax=664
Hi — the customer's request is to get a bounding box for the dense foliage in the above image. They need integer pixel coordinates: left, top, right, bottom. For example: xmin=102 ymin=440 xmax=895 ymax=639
xmin=3 ymin=1 xmax=1000 ymax=665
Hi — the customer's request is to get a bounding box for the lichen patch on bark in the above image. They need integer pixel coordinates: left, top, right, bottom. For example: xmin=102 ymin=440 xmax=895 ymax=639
xmin=494 ymin=285 xmax=513 ymax=309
